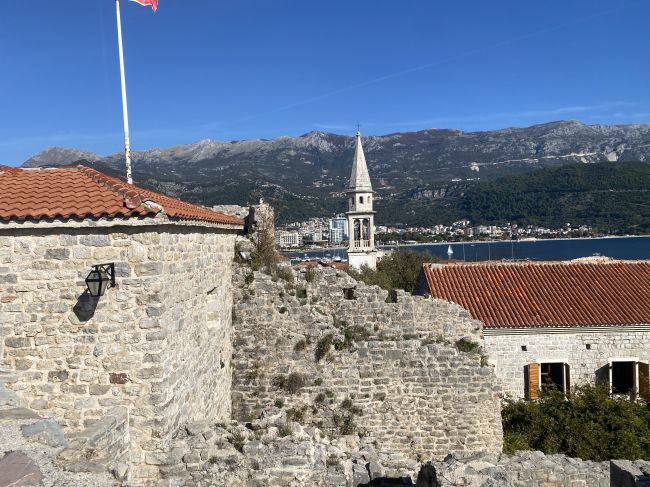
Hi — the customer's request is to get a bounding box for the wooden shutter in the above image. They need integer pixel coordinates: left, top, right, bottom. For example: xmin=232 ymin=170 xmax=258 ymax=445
xmin=564 ymin=363 xmax=571 ymax=395
xmin=526 ymin=363 xmax=540 ymax=400
xmin=639 ymin=362 xmax=650 ymax=401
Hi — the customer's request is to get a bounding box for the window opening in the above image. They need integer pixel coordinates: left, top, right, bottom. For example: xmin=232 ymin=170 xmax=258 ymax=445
xmin=359 ymin=196 xmax=364 ymax=204
xmin=540 ymin=362 xmax=565 ymax=392
xmin=611 ymin=361 xmax=635 ymax=394
xmin=343 ymin=288 xmax=356 ymax=300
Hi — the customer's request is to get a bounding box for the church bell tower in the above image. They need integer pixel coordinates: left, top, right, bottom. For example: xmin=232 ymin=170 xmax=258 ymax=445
xmin=346 ymin=131 xmax=378 ymax=270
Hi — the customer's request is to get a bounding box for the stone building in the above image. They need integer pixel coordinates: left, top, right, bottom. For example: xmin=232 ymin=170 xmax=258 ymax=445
xmin=0 ymin=165 xmax=243 ymax=482
xmin=415 ymin=259 xmax=650 ymax=399
xmin=346 ymin=132 xmax=378 ymax=269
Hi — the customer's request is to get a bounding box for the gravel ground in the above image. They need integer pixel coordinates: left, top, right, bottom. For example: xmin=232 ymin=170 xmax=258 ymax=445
xmin=0 ymin=378 xmax=117 ymax=487
xmin=0 ymin=415 xmax=117 ymax=487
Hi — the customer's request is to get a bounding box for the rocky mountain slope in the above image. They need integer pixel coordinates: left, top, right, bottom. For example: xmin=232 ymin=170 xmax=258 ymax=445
xmin=22 ymin=120 xmax=650 ymax=224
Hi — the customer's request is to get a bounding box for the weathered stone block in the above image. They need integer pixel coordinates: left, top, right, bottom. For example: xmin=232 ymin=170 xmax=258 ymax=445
xmin=5 ymin=337 xmax=31 ymax=348
xmin=109 ymin=373 xmax=129 ymax=384
xmin=45 ymin=248 xmax=70 ymax=260
xmin=79 ymin=235 xmax=111 ymax=247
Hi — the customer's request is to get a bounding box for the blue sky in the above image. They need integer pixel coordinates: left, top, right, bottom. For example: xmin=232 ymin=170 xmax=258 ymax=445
xmin=1 ymin=0 xmax=649 ymax=164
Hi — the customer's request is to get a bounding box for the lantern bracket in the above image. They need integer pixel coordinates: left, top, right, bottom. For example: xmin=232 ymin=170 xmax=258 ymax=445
xmin=94 ymin=263 xmax=115 ymax=289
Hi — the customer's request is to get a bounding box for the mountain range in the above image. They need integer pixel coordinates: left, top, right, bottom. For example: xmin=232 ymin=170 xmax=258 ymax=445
xmin=21 ymin=120 xmax=650 ymax=227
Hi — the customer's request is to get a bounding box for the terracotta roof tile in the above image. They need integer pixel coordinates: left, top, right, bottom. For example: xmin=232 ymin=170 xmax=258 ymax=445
xmin=0 ymin=165 xmax=244 ymax=226
xmin=421 ymin=260 xmax=650 ymax=328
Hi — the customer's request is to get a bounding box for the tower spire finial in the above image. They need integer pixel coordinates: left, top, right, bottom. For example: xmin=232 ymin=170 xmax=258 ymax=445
xmin=356 ymin=122 xmax=361 ymax=136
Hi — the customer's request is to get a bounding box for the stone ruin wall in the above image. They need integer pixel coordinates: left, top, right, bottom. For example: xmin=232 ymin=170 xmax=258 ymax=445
xmin=0 ymin=223 xmax=237 ymax=482
xmin=230 ymin=265 xmax=504 ymax=462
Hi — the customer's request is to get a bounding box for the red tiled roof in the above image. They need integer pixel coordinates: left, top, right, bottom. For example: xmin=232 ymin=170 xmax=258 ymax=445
xmin=421 ymin=260 xmax=650 ymax=328
xmin=0 ymin=165 xmax=244 ymax=226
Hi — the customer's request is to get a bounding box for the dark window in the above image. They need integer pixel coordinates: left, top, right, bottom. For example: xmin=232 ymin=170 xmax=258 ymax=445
xmin=611 ymin=361 xmax=635 ymax=394
xmin=359 ymin=196 xmax=364 ymax=204
xmin=343 ymin=288 xmax=356 ymax=300
xmin=540 ymin=362 xmax=565 ymax=392
xmin=521 ymin=345 xmax=527 ymax=352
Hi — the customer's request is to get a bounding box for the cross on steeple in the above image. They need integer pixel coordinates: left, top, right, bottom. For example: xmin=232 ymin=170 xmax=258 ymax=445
xmin=356 ymin=122 xmax=361 ymax=135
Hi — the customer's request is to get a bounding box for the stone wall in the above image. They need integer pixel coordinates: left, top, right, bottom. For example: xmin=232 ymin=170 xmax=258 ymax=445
xmin=165 ymin=415 xmax=613 ymax=487
xmin=57 ymin=406 xmax=129 ymax=478
xmin=433 ymin=451 xmax=610 ymax=487
xmin=0 ymin=222 xmax=238 ymax=482
xmin=483 ymin=327 xmax=650 ymax=398
xmin=610 ymin=459 xmax=650 ymax=487
xmin=231 ymin=265 xmax=503 ymax=462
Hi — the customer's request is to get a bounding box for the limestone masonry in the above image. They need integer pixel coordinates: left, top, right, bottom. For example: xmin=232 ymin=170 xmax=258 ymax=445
xmin=0 ymin=222 xmax=239 ymax=483
xmin=230 ymin=265 xmax=504 ymax=461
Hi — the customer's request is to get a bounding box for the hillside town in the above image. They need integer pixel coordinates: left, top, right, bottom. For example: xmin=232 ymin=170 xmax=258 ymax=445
xmin=277 ymin=217 xmax=595 ymax=249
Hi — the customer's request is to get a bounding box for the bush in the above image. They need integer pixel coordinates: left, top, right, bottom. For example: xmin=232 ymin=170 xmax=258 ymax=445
xmin=286 ymin=372 xmax=305 ymax=394
xmin=315 ymin=334 xmax=334 ymax=362
xmin=326 ymin=454 xmax=340 ymax=467
xmin=272 ymin=373 xmax=305 ymax=394
xmin=231 ymin=431 xmax=247 ymax=452
xmin=455 ymin=338 xmax=481 ymax=354
xmin=502 ymin=385 xmax=650 ymax=461
xmin=278 ymin=424 xmax=293 ymax=437
xmin=333 ymin=412 xmax=356 ymax=435
xmin=286 ymin=405 xmax=307 ymax=423
xmin=305 ymin=268 xmax=316 ymax=283
xmin=349 ymin=249 xmax=438 ymax=293
xmin=273 ymin=265 xmax=294 ymax=284
xmin=294 ymin=339 xmax=307 ymax=352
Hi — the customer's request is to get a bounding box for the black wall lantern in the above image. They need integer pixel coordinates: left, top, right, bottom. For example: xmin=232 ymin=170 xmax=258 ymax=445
xmin=85 ymin=263 xmax=115 ymax=297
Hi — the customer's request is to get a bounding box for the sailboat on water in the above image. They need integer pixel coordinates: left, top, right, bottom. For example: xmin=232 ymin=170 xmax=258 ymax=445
xmin=447 ymin=245 xmax=454 ymax=259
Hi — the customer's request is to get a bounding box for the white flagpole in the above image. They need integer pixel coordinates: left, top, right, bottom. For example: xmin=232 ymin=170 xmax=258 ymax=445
xmin=115 ymin=0 xmax=133 ymax=184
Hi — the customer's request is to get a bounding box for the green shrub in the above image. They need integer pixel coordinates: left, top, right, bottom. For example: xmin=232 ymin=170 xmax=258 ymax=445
xmin=325 ymin=454 xmax=340 ymax=467
xmin=349 ymin=249 xmax=438 ymax=293
xmin=315 ymin=334 xmax=334 ymax=362
xmin=272 ymin=373 xmax=305 ymax=394
xmin=286 ymin=372 xmax=306 ymax=394
xmin=286 ymin=405 xmax=307 ymax=423
xmin=271 ymin=375 xmax=287 ymax=390
xmin=274 ymin=265 xmax=294 ymax=284
xmin=314 ymin=392 xmax=326 ymax=404
xmin=294 ymin=339 xmax=307 ymax=352
xmin=274 ymin=398 xmax=284 ymax=408
xmin=231 ymin=431 xmax=247 ymax=452
xmin=314 ymin=378 xmax=323 ymax=386
xmin=455 ymin=338 xmax=481 ymax=354
xmin=502 ymin=385 xmax=650 ymax=461
xmin=278 ymin=424 xmax=293 ymax=437
xmin=244 ymin=273 xmax=254 ymax=285
xmin=305 ymin=268 xmax=316 ymax=283
xmin=333 ymin=412 xmax=356 ymax=435
xmin=326 ymin=454 xmax=340 ymax=467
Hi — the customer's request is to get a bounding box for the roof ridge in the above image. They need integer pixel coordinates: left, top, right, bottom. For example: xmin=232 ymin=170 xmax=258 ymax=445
xmin=76 ymin=165 xmax=145 ymax=210
xmin=424 ymin=259 xmax=650 ymax=268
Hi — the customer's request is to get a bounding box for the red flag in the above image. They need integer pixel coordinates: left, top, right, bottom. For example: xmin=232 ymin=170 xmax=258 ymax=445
xmin=129 ymin=0 xmax=158 ymax=12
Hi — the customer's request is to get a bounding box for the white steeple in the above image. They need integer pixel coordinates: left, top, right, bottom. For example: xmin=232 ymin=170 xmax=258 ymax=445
xmin=346 ymin=130 xmax=378 ymax=270
xmin=348 ymin=131 xmax=373 ymax=192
